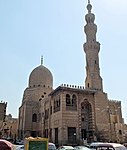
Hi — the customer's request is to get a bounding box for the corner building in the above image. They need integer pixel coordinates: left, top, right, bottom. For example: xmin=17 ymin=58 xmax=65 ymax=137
xmin=18 ymin=1 xmax=126 ymax=145
xmin=0 ymin=102 xmax=7 ymax=122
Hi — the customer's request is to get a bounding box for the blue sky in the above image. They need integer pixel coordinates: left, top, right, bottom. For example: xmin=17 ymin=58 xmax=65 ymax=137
xmin=0 ymin=0 xmax=127 ymax=123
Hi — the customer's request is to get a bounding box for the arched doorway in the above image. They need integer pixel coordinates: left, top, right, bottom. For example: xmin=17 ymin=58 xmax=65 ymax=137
xmin=81 ymin=99 xmax=93 ymax=142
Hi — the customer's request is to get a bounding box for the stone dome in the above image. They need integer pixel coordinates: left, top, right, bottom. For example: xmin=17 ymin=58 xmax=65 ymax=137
xmin=29 ymin=65 xmax=53 ymax=88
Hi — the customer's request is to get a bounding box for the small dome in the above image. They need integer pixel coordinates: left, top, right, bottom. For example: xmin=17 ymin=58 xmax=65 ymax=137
xmin=29 ymin=65 xmax=53 ymax=88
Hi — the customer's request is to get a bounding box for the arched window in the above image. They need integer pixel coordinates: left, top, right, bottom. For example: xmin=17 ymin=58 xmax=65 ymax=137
xmin=32 ymin=113 xmax=37 ymax=122
xmin=66 ymin=94 xmax=71 ymax=106
xmin=66 ymin=94 xmax=77 ymax=110
xmin=53 ymin=97 xmax=61 ymax=113
xmin=88 ymin=83 xmax=89 ymax=88
xmin=59 ymin=98 xmax=60 ymax=107
xmin=72 ymin=94 xmax=77 ymax=106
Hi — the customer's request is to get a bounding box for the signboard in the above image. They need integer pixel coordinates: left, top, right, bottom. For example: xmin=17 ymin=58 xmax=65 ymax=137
xmin=25 ymin=137 xmax=48 ymax=150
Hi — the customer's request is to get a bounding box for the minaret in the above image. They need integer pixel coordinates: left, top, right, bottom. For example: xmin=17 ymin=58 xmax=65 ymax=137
xmin=83 ymin=0 xmax=103 ymax=91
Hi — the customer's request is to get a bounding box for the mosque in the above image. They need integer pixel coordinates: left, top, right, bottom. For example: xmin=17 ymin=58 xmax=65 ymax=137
xmin=18 ymin=0 xmax=127 ymax=145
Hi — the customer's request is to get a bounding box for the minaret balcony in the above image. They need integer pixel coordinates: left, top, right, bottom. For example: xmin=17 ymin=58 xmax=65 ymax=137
xmin=83 ymin=41 xmax=100 ymax=52
xmin=84 ymin=24 xmax=97 ymax=34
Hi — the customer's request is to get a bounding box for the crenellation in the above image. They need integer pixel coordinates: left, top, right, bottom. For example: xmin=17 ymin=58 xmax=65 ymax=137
xmin=60 ymin=84 xmax=85 ymax=89
xmin=109 ymin=99 xmax=121 ymax=105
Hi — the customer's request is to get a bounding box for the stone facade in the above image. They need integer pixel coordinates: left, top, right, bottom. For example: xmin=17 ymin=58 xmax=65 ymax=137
xmin=0 ymin=102 xmax=7 ymax=122
xmin=3 ymin=114 xmax=18 ymax=140
xmin=0 ymin=101 xmax=7 ymax=138
xmin=18 ymin=1 xmax=127 ymax=146
xmin=0 ymin=114 xmax=18 ymax=140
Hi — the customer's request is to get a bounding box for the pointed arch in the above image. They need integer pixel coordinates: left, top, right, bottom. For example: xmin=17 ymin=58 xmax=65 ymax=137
xmin=32 ymin=113 xmax=37 ymax=122
xmin=81 ymin=99 xmax=94 ymax=141
xmin=66 ymin=94 xmax=77 ymax=110
xmin=66 ymin=94 xmax=71 ymax=106
xmin=72 ymin=94 xmax=77 ymax=107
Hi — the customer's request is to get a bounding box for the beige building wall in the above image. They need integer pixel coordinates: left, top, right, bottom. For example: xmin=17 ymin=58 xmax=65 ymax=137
xmin=1 ymin=114 xmax=18 ymax=140
xmin=0 ymin=102 xmax=7 ymax=121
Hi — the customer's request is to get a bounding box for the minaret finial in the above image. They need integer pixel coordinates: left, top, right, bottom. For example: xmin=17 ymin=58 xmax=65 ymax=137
xmin=41 ymin=56 xmax=43 ymax=65
xmin=87 ymin=0 xmax=92 ymax=13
